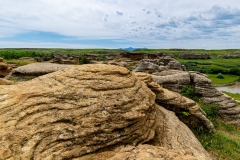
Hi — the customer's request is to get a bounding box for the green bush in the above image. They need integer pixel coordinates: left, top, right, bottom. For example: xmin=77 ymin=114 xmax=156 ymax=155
xmin=98 ymin=55 xmax=105 ymax=61
xmin=80 ymin=57 xmax=90 ymax=64
xmin=180 ymin=85 xmax=200 ymax=101
xmin=216 ymin=73 xmax=224 ymax=79
xmin=229 ymin=68 xmax=240 ymax=75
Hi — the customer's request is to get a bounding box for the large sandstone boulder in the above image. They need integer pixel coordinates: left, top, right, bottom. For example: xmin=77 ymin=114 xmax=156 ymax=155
xmin=108 ymin=144 xmax=197 ymax=160
xmin=0 ymin=64 xmax=211 ymax=159
xmin=5 ymin=63 xmax=73 ymax=81
xmin=0 ymin=64 xmax=157 ymax=159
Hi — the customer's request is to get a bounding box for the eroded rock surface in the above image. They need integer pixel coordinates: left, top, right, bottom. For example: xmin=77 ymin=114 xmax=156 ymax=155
xmin=109 ymin=144 xmax=197 ymax=160
xmin=0 ymin=78 xmax=12 ymax=85
xmin=0 ymin=58 xmax=12 ymax=77
xmin=0 ymin=64 xmax=156 ymax=159
xmin=133 ymin=56 xmax=186 ymax=73
xmin=0 ymin=64 xmax=211 ymax=160
xmin=134 ymin=72 xmax=215 ymax=132
xmin=150 ymin=106 xmax=211 ymax=160
xmin=152 ymin=70 xmax=240 ymax=126
xmin=5 ymin=62 xmax=73 ymax=81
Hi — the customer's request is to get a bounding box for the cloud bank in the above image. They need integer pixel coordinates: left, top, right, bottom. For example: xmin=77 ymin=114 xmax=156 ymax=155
xmin=0 ymin=0 xmax=240 ymax=48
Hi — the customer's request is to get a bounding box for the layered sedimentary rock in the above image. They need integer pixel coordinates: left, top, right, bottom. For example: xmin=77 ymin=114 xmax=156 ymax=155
xmin=109 ymin=144 xmax=197 ymax=160
xmin=0 ymin=64 xmax=157 ymax=159
xmin=0 ymin=64 xmax=211 ymax=160
xmin=134 ymin=72 xmax=215 ymax=132
xmin=152 ymin=70 xmax=240 ymax=125
xmin=133 ymin=56 xmax=186 ymax=73
xmin=5 ymin=63 xmax=73 ymax=81
xmin=0 ymin=58 xmax=12 ymax=77
xmin=0 ymin=78 xmax=11 ymax=85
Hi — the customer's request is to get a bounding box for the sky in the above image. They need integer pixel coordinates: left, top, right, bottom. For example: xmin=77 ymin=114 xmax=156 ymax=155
xmin=0 ymin=0 xmax=240 ymax=49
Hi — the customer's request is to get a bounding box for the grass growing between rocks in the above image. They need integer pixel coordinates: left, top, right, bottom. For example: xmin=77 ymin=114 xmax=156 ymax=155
xmin=206 ymin=74 xmax=240 ymax=85
xmin=6 ymin=59 xmax=33 ymax=66
xmin=222 ymin=91 xmax=240 ymax=101
xmin=193 ymin=103 xmax=240 ymax=160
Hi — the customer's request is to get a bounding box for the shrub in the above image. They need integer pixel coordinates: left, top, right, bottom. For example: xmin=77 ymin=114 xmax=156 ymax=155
xmin=80 ymin=57 xmax=90 ymax=64
xmin=180 ymin=85 xmax=200 ymax=101
xmin=229 ymin=68 xmax=240 ymax=75
xmin=216 ymin=73 xmax=224 ymax=79
xmin=98 ymin=55 xmax=105 ymax=61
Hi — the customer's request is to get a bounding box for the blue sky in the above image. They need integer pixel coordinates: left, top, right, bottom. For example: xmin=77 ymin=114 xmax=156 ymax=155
xmin=0 ymin=0 xmax=240 ymax=49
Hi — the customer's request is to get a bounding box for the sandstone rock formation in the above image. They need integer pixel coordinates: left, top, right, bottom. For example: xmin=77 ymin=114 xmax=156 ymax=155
xmin=152 ymin=70 xmax=240 ymax=126
xmin=134 ymin=72 xmax=215 ymax=132
xmin=0 ymin=58 xmax=12 ymax=77
xmin=133 ymin=56 xmax=186 ymax=73
xmin=0 ymin=78 xmax=11 ymax=85
xmin=0 ymin=64 xmax=211 ymax=160
xmin=5 ymin=63 xmax=73 ymax=81
xmin=109 ymin=145 xmax=197 ymax=160
xmin=51 ymin=53 xmax=80 ymax=64
xmin=150 ymin=106 xmax=210 ymax=160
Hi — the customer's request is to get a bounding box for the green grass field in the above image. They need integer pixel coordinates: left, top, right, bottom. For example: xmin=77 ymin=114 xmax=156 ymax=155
xmin=205 ymin=74 xmax=240 ymax=85
xmin=222 ymin=91 xmax=240 ymax=101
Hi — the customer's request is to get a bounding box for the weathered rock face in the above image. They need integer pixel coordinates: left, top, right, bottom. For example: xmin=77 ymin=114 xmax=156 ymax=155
xmin=0 ymin=64 xmax=157 ymax=159
xmin=120 ymin=51 xmax=144 ymax=60
xmin=51 ymin=54 xmax=80 ymax=64
xmin=0 ymin=58 xmax=12 ymax=77
xmin=133 ymin=56 xmax=185 ymax=73
xmin=150 ymin=106 xmax=211 ymax=160
xmin=0 ymin=78 xmax=12 ymax=85
xmin=178 ymin=53 xmax=210 ymax=59
xmin=152 ymin=70 xmax=240 ymax=126
xmin=134 ymin=72 xmax=215 ymax=132
xmin=5 ymin=63 xmax=73 ymax=81
xmin=108 ymin=144 xmax=198 ymax=160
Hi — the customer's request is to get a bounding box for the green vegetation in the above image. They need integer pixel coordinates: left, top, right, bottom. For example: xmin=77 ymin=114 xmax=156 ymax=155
xmin=180 ymin=85 xmax=200 ymax=101
xmin=216 ymin=73 xmax=224 ymax=79
xmin=179 ymin=58 xmax=240 ymax=75
xmin=193 ymin=103 xmax=240 ymax=160
xmin=0 ymin=48 xmax=119 ymax=60
xmin=206 ymin=74 xmax=239 ymax=85
xmin=222 ymin=91 xmax=240 ymax=101
xmin=5 ymin=59 xmax=32 ymax=66
xmin=180 ymin=86 xmax=240 ymax=159
xmin=80 ymin=56 xmax=90 ymax=64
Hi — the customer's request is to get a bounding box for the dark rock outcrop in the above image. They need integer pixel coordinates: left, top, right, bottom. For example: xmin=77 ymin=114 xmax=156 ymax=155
xmin=52 ymin=53 xmax=80 ymax=64
xmin=178 ymin=53 xmax=210 ymax=59
xmin=0 ymin=58 xmax=13 ymax=77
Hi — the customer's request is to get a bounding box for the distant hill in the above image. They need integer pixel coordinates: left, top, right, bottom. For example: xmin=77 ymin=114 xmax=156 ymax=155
xmin=120 ymin=47 xmax=148 ymax=51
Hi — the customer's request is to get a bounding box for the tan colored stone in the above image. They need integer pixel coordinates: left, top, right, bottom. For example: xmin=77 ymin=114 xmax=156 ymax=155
xmin=0 ymin=64 xmax=156 ymax=159
xmin=134 ymin=72 xmax=215 ymax=132
xmin=150 ymin=106 xmax=211 ymax=160
xmin=109 ymin=145 xmax=198 ymax=160
xmin=0 ymin=78 xmax=12 ymax=85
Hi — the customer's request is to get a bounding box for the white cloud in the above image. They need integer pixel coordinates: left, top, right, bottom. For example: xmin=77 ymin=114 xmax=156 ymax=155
xmin=0 ymin=0 xmax=240 ymax=48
